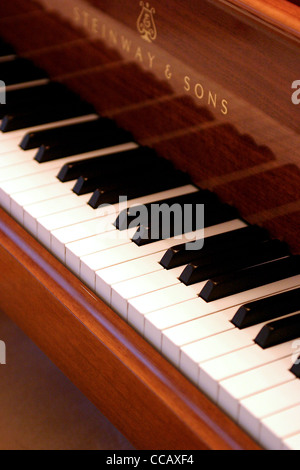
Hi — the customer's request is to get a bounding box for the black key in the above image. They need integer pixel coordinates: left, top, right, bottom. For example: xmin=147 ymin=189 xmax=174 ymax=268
xmin=58 ymin=146 xmax=158 ymax=182
xmin=255 ymin=313 xmax=300 ymax=349
xmin=21 ymin=118 xmax=111 ymax=151
xmin=180 ymin=239 xmax=290 ymax=285
xmin=0 ymin=39 xmax=14 ymax=58
xmin=88 ymin=170 xmax=191 ymax=209
xmin=1 ymin=100 xmax=94 ymax=133
xmin=115 ymin=190 xmax=218 ymax=230
xmin=0 ymin=58 xmax=47 ymax=86
xmin=35 ymin=122 xmax=132 ymax=163
xmin=73 ymin=157 xmax=172 ymax=195
xmin=1 ymin=82 xmax=78 ymax=120
xmin=232 ymin=288 xmax=300 ymax=329
xmin=291 ymin=357 xmax=300 ymax=378
xmin=199 ymin=255 xmax=300 ymax=302
xmin=132 ymin=203 xmax=239 ymax=247
xmin=160 ymin=225 xmax=269 ymax=270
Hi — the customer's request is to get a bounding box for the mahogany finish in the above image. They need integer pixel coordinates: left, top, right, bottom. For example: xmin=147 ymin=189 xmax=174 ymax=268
xmin=0 ymin=0 xmax=299 ymax=449
xmin=0 ymin=209 xmax=260 ymax=450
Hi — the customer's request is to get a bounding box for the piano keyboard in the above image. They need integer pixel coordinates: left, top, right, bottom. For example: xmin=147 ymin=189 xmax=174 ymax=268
xmin=0 ymin=49 xmax=300 ymax=451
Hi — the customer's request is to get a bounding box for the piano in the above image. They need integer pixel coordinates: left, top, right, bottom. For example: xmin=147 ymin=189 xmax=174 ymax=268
xmin=0 ymin=0 xmax=299 ymax=450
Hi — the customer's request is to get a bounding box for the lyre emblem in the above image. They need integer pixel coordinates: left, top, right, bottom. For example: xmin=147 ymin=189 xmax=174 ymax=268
xmin=137 ymin=2 xmax=157 ymax=43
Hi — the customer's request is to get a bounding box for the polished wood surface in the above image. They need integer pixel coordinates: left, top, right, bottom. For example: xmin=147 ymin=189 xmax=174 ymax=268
xmin=0 ymin=0 xmax=298 ymax=253
xmin=0 ymin=208 xmax=260 ymax=450
xmin=0 ymin=0 xmax=299 ymax=449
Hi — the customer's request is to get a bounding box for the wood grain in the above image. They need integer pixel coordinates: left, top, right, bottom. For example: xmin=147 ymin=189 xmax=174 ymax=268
xmin=0 ymin=209 xmax=260 ymax=450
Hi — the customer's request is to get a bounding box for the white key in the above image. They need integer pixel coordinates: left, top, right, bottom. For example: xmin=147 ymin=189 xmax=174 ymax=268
xmin=23 ymin=193 xmax=91 ymax=237
xmin=145 ymin=277 xmax=300 ymax=357
xmin=262 ymin=405 xmax=300 ymax=449
xmin=167 ymin=317 xmax=264 ymax=371
xmin=282 ymin=429 xmax=300 ymax=450
xmin=0 ymin=136 xmax=23 ymax=154
xmin=218 ymin=357 xmax=295 ymax=421
xmin=66 ymin=227 xmax=137 ymax=276
xmin=199 ymin=339 xmax=297 ymax=403
xmin=0 ymin=148 xmax=36 ymax=168
xmin=95 ymin=252 xmax=165 ymax=304
xmin=239 ymin=380 xmax=300 ymax=442
xmin=111 ymin=266 xmax=184 ymax=320
xmin=10 ymin=181 xmax=75 ymax=223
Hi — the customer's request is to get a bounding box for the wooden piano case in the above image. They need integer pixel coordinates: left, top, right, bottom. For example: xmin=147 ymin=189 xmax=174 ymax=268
xmin=0 ymin=0 xmax=299 ymax=449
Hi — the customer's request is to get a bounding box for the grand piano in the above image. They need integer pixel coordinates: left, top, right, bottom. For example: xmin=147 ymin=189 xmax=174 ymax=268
xmin=0 ymin=0 xmax=299 ymax=450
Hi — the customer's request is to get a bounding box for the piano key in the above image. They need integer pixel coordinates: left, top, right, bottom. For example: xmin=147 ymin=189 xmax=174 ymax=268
xmin=180 ymin=239 xmax=290 ymax=285
xmin=1 ymin=100 xmax=95 ymax=133
xmin=0 ymin=82 xmax=81 ymax=121
xmin=132 ymin=202 xmax=239 ymax=247
xmin=66 ymin=227 xmax=138 ymax=276
xmin=282 ymin=429 xmax=300 ymax=450
xmin=21 ymin=118 xmax=117 ymax=151
xmin=50 ymin=186 xmax=198 ymax=262
xmin=81 ymin=219 xmax=245 ymax=295
xmin=115 ymin=189 xmax=218 ymax=231
xmin=73 ymin=157 xmax=173 ymax=196
xmin=145 ymin=276 xmax=300 ymax=355
xmin=58 ymin=146 xmax=159 ymax=182
xmin=291 ymin=356 xmax=300 ymax=378
xmin=238 ymin=380 xmax=300 ymax=442
xmin=199 ymin=339 xmax=299 ymax=403
xmin=218 ymin=356 xmax=295 ymax=421
xmin=160 ymin=224 xmax=269 ymax=270
xmin=88 ymin=170 xmax=191 ymax=208
xmin=255 ymin=313 xmax=300 ymax=349
xmin=10 ymin=181 xmax=75 ymax=222
xmin=111 ymin=266 xmax=185 ymax=319
xmin=34 ymin=123 xmax=132 ymax=163
xmin=38 ymin=185 xmax=198 ymax=251
xmin=0 ymin=148 xmax=37 ymax=168
xmin=0 ymin=39 xmax=15 ymax=59
xmin=95 ymin=252 xmax=165 ymax=304
xmin=0 ymin=58 xmax=47 ymax=87
xmin=200 ymin=255 xmax=300 ymax=302
xmin=261 ymin=404 xmax=300 ymax=450
xmin=231 ymin=287 xmax=300 ymax=329
xmin=96 ymin=220 xmax=247 ymax=307
xmin=1 ymin=143 xmax=138 ymax=231
xmin=0 ymin=113 xmax=99 ymax=143
xmin=23 ymin=193 xmax=92 ymax=236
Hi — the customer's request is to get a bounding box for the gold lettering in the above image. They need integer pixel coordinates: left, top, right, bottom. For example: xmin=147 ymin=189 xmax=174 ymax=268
xmin=165 ymin=64 xmax=172 ymax=80
xmin=109 ymin=29 xmax=118 ymax=45
xmin=101 ymin=23 xmax=107 ymax=39
xmin=195 ymin=83 xmax=204 ymax=100
xmin=184 ymin=76 xmax=191 ymax=92
xmin=208 ymin=91 xmax=217 ymax=108
xmin=221 ymin=99 xmax=228 ymax=115
xmin=148 ymin=52 xmax=155 ymax=69
xmin=73 ymin=6 xmax=80 ymax=23
xmin=135 ymin=47 xmax=143 ymax=62
xmin=91 ymin=18 xmax=99 ymax=34
xmin=82 ymin=10 xmax=90 ymax=28
xmin=121 ymin=36 xmax=132 ymax=53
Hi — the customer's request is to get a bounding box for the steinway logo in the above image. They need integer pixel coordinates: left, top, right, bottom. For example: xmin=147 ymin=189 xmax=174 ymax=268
xmin=137 ymin=2 xmax=157 ymax=43
xmin=0 ymin=341 xmax=6 ymax=365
